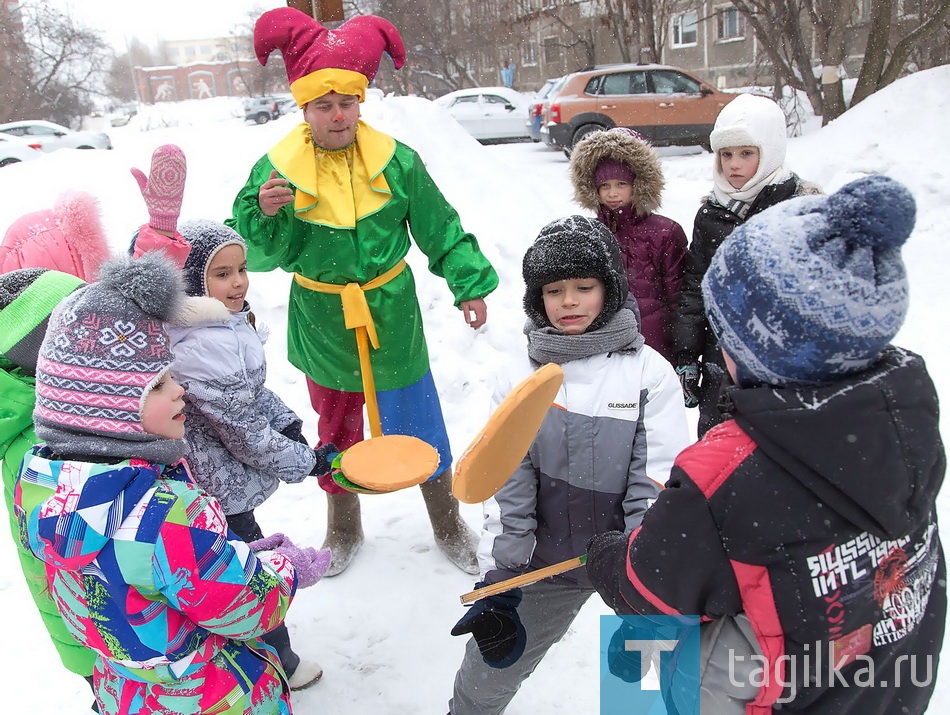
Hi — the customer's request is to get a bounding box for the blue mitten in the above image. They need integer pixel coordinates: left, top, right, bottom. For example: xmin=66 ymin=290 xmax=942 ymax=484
xmin=311 ymin=443 xmax=338 ymax=476
xmin=675 ymin=359 xmax=701 ymax=408
xmin=608 ymin=619 xmax=649 ymax=683
xmin=451 ymin=585 xmax=526 ymax=668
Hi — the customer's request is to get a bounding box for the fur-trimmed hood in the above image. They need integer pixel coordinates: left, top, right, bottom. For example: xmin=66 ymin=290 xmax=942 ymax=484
xmin=570 ymin=128 xmax=665 ymax=217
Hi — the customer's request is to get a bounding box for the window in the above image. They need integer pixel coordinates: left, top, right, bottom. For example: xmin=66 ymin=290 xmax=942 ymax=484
xmin=186 ymin=46 xmax=196 ymax=57
xmin=542 ymin=36 xmax=560 ymax=64
xmin=200 ymin=45 xmax=211 ymax=54
xmin=523 ymin=40 xmax=537 ymax=66
xmin=451 ymin=95 xmax=479 ymax=106
xmin=852 ymin=0 xmax=871 ymax=21
xmin=483 ymin=94 xmax=513 ymax=105
xmin=672 ymin=10 xmax=698 ymax=47
xmin=599 ymin=71 xmax=649 ymax=96
xmin=650 ymin=70 xmax=702 ymax=95
xmin=716 ymin=6 xmax=744 ymax=41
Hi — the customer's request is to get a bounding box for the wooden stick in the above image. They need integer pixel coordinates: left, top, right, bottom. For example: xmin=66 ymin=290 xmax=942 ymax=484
xmin=460 ymin=555 xmax=587 ymax=605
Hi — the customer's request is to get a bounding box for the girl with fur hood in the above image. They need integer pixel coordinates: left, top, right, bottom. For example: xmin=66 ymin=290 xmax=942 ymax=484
xmin=167 ymin=220 xmax=335 ymax=692
xmin=569 ymin=127 xmax=687 ymax=363
xmin=672 ymin=94 xmax=821 ymax=437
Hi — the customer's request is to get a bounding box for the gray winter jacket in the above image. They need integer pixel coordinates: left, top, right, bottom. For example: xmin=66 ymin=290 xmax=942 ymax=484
xmin=168 ymin=299 xmax=316 ymax=515
xmin=478 ymin=348 xmax=690 ymax=589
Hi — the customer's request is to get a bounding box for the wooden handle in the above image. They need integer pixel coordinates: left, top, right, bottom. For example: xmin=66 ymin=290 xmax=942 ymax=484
xmin=459 ymin=555 xmax=587 ymax=605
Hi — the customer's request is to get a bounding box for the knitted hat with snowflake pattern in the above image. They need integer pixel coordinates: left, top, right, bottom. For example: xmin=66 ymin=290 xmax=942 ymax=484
xmin=702 ymin=175 xmax=914 ymax=388
xmin=33 ymin=252 xmax=187 ymax=464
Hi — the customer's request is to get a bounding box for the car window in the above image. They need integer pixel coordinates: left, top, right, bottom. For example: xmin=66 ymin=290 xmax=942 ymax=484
xmin=650 ymin=70 xmax=702 ymax=95
xmin=27 ymin=125 xmax=60 ymax=136
xmin=1 ymin=127 xmax=27 ymax=137
xmin=598 ymin=71 xmax=650 ymax=96
xmin=452 ymin=95 xmax=479 ymax=106
xmin=583 ymin=76 xmax=603 ymax=95
xmin=482 ymin=94 xmax=512 ymax=105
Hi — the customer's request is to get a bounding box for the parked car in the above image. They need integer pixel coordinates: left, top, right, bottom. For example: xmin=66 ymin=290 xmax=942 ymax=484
xmin=526 ymin=77 xmax=563 ymax=142
xmin=0 ymin=120 xmax=112 ymax=152
xmin=434 ymin=86 xmax=530 ymax=142
xmin=0 ymin=134 xmax=42 ymax=167
xmin=243 ymin=95 xmax=297 ymax=124
xmin=541 ymin=64 xmax=736 ymax=155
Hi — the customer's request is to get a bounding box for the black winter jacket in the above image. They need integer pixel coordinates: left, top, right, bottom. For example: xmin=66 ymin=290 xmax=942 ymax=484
xmin=588 ymin=347 xmax=946 ymax=714
xmin=672 ymin=174 xmax=817 ymax=368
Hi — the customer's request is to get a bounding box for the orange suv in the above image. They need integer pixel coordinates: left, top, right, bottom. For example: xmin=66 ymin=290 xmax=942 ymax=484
xmin=541 ymin=64 xmax=736 ymax=155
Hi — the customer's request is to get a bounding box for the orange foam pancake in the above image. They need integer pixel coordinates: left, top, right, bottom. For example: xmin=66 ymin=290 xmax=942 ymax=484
xmin=339 ymin=434 xmax=441 ymax=492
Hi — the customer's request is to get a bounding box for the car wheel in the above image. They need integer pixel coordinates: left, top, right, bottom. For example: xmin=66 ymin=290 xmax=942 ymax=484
xmin=572 ymin=123 xmax=605 ymax=149
xmin=255 ymin=112 xmax=270 ymax=125
xmin=0 ymin=158 xmax=20 ymax=167
xmin=77 ymin=145 xmax=94 ymax=149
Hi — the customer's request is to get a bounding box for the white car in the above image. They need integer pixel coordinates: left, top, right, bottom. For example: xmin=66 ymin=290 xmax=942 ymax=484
xmin=434 ymin=86 xmax=530 ymax=142
xmin=0 ymin=134 xmax=42 ymax=167
xmin=0 ymin=120 xmax=112 ymax=152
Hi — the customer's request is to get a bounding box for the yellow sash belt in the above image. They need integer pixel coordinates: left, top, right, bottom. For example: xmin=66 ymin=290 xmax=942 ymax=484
xmin=293 ymin=259 xmax=407 ymax=437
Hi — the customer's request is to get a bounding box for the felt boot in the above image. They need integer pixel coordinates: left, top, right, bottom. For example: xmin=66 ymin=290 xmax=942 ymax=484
xmin=321 ymin=491 xmax=364 ymax=576
xmin=420 ymin=471 xmax=479 ymax=574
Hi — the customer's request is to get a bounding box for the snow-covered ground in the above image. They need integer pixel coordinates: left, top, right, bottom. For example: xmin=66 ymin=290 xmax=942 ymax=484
xmin=1 ymin=65 xmax=948 ymax=713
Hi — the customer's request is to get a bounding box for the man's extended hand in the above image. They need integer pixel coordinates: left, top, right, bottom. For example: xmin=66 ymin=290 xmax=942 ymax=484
xmin=258 ymin=169 xmax=295 ymax=216
xmin=461 ymin=297 xmax=487 ymax=329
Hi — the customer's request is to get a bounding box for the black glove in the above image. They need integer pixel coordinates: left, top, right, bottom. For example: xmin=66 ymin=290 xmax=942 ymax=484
xmin=311 ymin=443 xmax=338 ymax=476
xmin=586 ymin=531 xmax=631 ymax=613
xmin=675 ymin=359 xmax=701 ymax=409
xmin=451 ymin=585 xmax=526 ymax=668
xmin=279 ymin=421 xmax=309 ymax=446
xmin=608 ymin=618 xmax=649 ymax=683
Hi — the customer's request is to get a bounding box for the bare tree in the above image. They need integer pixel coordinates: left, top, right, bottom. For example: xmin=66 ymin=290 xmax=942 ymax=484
xmin=0 ymin=1 xmax=112 ymax=125
xmin=105 ymin=38 xmax=155 ymax=103
xmin=852 ymin=0 xmax=950 ymax=106
xmin=733 ymin=0 xmax=950 ymax=123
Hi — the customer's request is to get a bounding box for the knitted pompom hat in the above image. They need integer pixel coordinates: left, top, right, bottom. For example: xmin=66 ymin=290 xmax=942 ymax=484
xmin=0 ymin=268 xmax=85 ymax=375
xmin=178 ymin=219 xmax=247 ymax=298
xmin=33 ymin=252 xmax=188 ymax=464
xmin=702 ymin=175 xmax=915 ymax=388
xmin=523 ymin=215 xmax=629 ymax=332
xmin=254 ymin=8 xmax=406 ymax=106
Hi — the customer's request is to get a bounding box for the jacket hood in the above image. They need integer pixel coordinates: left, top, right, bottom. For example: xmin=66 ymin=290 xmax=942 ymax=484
xmin=730 ymin=347 xmax=945 ymax=540
xmin=570 ymin=129 xmax=665 ymax=216
xmin=169 ymin=295 xmax=233 ymax=328
xmin=21 ymin=448 xmax=164 ymax=570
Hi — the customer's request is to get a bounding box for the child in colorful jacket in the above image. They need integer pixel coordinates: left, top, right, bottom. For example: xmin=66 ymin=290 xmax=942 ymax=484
xmin=168 ymin=219 xmax=334 ymax=691
xmin=587 ymin=176 xmax=945 ymax=715
xmin=449 ymin=216 xmax=689 ymax=715
xmin=672 ymin=94 xmax=820 ymax=436
xmin=229 ymin=9 xmax=499 ymax=576
xmin=569 ymin=127 xmax=687 ymax=363
xmin=14 ymin=253 xmax=329 ymax=715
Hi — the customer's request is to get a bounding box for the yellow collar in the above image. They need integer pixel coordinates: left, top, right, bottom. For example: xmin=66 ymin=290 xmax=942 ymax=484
xmin=268 ymin=120 xmax=395 ymax=228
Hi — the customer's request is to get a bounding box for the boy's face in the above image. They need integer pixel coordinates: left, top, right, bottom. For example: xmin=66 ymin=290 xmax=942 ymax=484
xmin=542 ymin=277 xmax=605 ymax=335
xmin=303 ymin=92 xmax=361 ymax=150
xmin=141 ymin=372 xmax=186 ymax=440
xmin=722 ymin=348 xmax=739 ymax=384
xmin=206 ymin=245 xmax=249 ymax=313
xmin=597 ymin=179 xmax=634 ymax=210
xmin=719 ymin=145 xmax=760 ymax=189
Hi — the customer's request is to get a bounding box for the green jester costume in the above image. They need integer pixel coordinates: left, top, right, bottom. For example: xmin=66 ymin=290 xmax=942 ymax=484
xmin=228 ymin=9 xmax=499 ymax=576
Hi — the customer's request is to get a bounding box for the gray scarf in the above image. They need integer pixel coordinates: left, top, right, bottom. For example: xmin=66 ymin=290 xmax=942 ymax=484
xmin=36 ymin=422 xmax=188 ymax=466
xmin=526 ymin=308 xmax=644 ymax=366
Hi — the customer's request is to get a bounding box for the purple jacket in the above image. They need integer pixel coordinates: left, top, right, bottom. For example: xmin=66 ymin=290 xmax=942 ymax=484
xmin=597 ymin=204 xmax=686 ymax=362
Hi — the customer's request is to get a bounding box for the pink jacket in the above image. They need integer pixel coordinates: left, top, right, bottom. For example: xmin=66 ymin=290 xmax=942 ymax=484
xmin=0 ymin=191 xmax=111 ymax=280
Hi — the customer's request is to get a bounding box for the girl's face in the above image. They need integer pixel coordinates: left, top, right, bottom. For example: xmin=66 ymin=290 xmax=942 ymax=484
xmin=597 ymin=179 xmax=634 ymax=210
xmin=141 ymin=372 xmax=186 ymax=440
xmin=719 ymin=145 xmax=760 ymax=189
xmin=542 ymin=277 xmax=605 ymax=335
xmin=206 ymin=244 xmax=249 ymax=313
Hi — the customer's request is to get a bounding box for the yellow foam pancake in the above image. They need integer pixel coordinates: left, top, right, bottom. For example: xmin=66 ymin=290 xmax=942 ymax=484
xmin=339 ymin=434 xmax=441 ymax=492
xmin=452 ymin=363 xmax=564 ymax=504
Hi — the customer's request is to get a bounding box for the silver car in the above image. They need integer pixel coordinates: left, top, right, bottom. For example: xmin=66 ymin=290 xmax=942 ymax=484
xmin=0 ymin=120 xmax=112 ymax=152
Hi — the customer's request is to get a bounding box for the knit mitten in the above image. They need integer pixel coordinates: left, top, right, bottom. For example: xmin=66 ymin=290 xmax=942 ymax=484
xmin=675 ymin=359 xmax=701 ymax=409
xmin=131 ymin=144 xmax=186 ymax=233
xmin=276 ymin=542 xmax=333 ymax=588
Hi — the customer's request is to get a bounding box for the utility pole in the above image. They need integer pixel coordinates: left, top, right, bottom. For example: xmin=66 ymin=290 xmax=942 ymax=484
xmin=285 ymin=0 xmax=344 ymax=23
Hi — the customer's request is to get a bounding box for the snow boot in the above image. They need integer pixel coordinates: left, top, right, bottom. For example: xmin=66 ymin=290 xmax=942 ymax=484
xmin=321 ymin=491 xmax=364 ymax=576
xmin=420 ymin=471 xmax=479 ymax=574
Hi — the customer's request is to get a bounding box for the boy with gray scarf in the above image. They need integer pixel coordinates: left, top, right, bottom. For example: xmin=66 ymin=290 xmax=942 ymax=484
xmin=448 ymin=215 xmax=689 ymax=714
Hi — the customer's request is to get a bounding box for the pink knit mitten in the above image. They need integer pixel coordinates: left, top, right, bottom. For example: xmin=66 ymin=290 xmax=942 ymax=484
xmin=130 ymin=144 xmax=186 ymax=233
